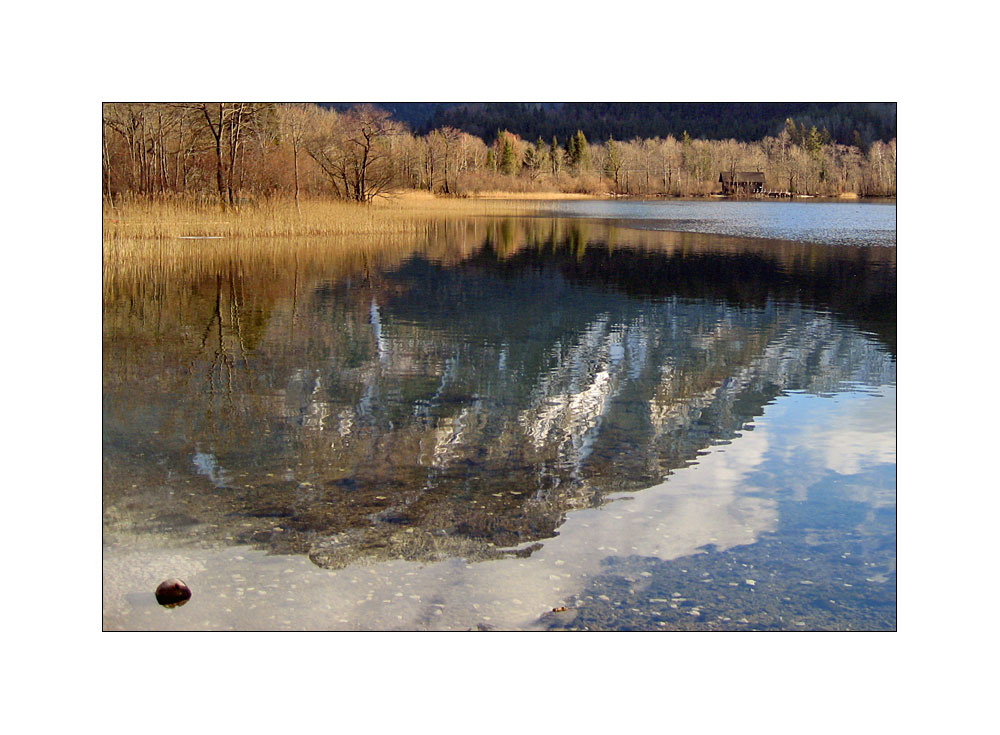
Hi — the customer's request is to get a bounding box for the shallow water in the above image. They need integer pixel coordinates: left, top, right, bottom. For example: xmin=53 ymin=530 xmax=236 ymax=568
xmin=103 ymin=216 xmax=896 ymax=630
xmin=541 ymin=199 xmax=896 ymax=247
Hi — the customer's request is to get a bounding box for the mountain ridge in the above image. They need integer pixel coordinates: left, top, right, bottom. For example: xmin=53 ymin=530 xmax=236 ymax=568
xmin=319 ymin=102 xmax=896 ymax=146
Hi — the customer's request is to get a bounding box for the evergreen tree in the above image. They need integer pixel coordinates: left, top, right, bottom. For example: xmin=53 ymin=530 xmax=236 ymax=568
xmin=536 ymin=136 xmax=549 ymax=160
xmin=805 ymin=125 xmax=823 ymax=155
xmin=499 ymin=132 xmax=518 ymax=175
xmin=680 ymin=131 xmax=694 ymax=178
xmin=572 ymin=130 xmax=590 ymax=171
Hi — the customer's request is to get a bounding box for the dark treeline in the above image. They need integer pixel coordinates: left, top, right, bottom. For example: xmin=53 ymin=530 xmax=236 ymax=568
xmin=103 ymin=102 xmax=896 ymax=206
xmin=409 ymin=102 xmax=897 ymax=148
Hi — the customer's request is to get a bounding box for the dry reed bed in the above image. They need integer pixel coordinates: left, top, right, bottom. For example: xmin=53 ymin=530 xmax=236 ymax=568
xmin=103 ymin=211 xmax=519 ymax=294
xmin=103 ymin=195 xmax=546 ymax=244
xmin=103 ymin=236 xmax=427 ymax=302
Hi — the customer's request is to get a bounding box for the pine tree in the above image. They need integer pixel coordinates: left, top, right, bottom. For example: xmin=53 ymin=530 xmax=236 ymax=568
xmin=805 ymin=126 xmax=823 ymax=155
xmin=535 ymin=136 xmax=549 ymax=161
xmin=572 ymin=130 xmax=590 ymax=171
xmin=499 ymin=132 xmax=518 ymax=175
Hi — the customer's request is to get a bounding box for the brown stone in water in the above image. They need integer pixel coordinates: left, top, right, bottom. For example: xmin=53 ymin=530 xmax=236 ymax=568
xmin=155 ymin=579 xmax=192 ymax=608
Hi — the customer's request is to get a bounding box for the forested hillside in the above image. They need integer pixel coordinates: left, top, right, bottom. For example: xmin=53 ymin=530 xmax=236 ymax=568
xmin=358 ymin=102 xmax=895 ymax=147
xmin=324 ymin=102 xmax=454 ymax=130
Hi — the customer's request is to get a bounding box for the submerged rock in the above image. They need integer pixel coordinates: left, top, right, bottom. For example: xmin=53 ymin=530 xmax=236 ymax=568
xmin=155 ymin=579 xmax=192 ymax=608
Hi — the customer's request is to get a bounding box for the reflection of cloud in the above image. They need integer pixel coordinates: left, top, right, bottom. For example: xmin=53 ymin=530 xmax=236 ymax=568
xmin=106 ymin=412 xmax=777 ymax=631
xmin=106 ymin=389 xmax=897 ymax=631
xmin=794 ymin=388 xmax=896 ymax=477
xmin=449 ymin=415 xmax=776 ymax=628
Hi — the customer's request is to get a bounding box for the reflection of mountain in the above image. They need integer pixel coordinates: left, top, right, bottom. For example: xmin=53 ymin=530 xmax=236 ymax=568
xmin=465 ymin=229 xmax=896 ymax=356
xmin=103 ymin=220 xmax=896 ymax=569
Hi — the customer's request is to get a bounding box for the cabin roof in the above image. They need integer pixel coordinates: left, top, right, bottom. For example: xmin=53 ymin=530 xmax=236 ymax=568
xmin=719 ymin=171 xmax=766 ymax=183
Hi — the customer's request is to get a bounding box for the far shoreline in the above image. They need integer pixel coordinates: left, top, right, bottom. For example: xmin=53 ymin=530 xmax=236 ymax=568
xmin=459 ymin=190 xmax=895 ymax=203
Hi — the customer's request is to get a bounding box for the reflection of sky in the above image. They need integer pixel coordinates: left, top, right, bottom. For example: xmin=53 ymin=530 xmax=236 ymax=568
xmin=763 ymin=388 xmax=896 ymax=504
xmin=543 ymin=200 xmax=897 ymax=247
xmin=192 ymin=451 xmax=230 ymax=488
xmin=105 ymin=384 xmax=896 ymax=630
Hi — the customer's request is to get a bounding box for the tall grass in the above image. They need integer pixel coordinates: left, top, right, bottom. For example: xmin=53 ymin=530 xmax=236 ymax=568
xmin=103 ymin=193 xmax=545 ymax=243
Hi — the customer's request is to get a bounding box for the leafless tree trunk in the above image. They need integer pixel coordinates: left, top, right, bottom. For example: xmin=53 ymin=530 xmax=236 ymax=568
xmin=194 ymin=103 xmax=228 ymax=207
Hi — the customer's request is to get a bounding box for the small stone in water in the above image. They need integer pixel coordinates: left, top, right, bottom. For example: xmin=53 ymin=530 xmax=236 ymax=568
xmin=155 ymin=579 xmax=192 ymax=608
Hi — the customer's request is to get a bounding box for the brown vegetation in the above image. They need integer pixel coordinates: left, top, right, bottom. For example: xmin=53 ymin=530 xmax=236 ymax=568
xmin=103 ymin=103 xmax=896 ymax=210
xmin=103 ymin=194 xmax=544 ymax=247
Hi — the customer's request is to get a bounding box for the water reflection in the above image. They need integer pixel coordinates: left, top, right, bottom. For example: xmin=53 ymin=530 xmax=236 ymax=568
xmin=103 ymin=389 xmax=894 ymax=631
xmin=541 ymin=199 xmax=897 ymax=248
xmin=103 ymin=218 xmax=895 ymax=629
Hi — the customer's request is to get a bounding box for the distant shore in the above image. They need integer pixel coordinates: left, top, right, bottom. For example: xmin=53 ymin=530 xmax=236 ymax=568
xmin=459 ymin=190 xmax=894 ymax=202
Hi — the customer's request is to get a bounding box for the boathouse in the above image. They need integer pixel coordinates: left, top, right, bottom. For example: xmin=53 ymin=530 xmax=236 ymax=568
xmin=719 ymin=171 xmax=766 ymax=196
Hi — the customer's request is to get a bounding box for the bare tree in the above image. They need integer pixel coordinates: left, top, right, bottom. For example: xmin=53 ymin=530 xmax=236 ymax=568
xmin=432 ymin=126 xmax=463 ymax=194
xmin=344 ymin=106 xmax=402 ymax=202
xmin=304 ymin=106 xmax=353 ymax=199
xmin=304 ymin=105 xmax=402 ymax=202
xmin=102 ymin=103 xmax=895 ymax=202
xmin=278 ymin=105 xmax=311 ymax=212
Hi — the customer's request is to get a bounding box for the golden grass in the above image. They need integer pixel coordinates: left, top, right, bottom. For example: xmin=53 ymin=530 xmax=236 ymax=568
xmin=101 ymin=193 xmax=572 ymax=275
xmin=102 ymin=201 xmax=529 ymax=284
xmin=103 ymin=193 xmax=549 ymax=245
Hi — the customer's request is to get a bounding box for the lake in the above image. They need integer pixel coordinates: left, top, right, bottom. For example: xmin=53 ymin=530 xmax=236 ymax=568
xmin=103 ymin=201 xmax=896 ymax=631
xmin=541 ymin=198 xmax=896 ymax=247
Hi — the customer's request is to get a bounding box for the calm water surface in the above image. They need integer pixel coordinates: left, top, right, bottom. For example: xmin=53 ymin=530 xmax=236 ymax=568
xmin=542 ymin=199 xmax=896 ymax=247
xmin=103 ymin=214 xmax=895 ymax=630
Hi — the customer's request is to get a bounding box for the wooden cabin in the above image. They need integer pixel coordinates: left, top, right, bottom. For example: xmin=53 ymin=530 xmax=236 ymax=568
xmin=719 ymin=171 xmax=766 ymax=196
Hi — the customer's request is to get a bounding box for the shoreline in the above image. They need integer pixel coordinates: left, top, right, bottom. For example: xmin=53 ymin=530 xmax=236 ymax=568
xmin=102 ymin=193 xmax=895 ymax=259
xmin=458 ymin=191 xmax=894 ymax=203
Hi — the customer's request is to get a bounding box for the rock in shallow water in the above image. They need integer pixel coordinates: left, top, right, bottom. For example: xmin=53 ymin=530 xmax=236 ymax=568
xmin=155 ymin=579 xmax=192 ymax=608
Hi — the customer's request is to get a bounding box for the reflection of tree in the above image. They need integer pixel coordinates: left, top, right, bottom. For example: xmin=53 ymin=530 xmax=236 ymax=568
xmin=197 ymin=271 xmax=252 ymax=409
xmin=103 ymin=220 xmax=896 ymax=569
xmin=466 ymin=223 xmax=896 ymax=356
